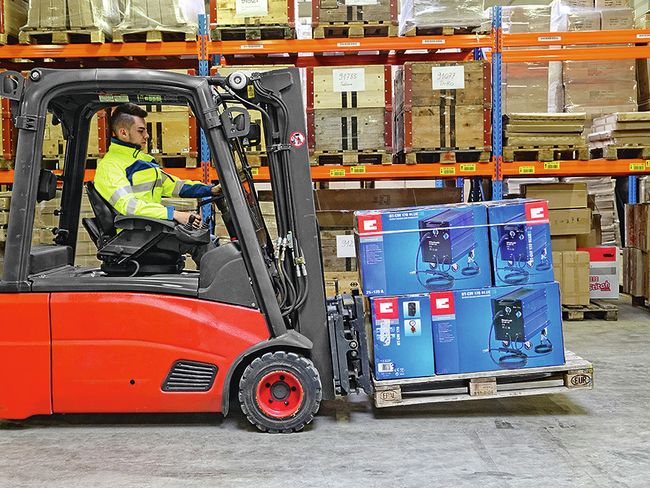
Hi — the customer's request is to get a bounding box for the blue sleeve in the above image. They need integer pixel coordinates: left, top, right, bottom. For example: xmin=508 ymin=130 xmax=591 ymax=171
xmin=166 ymin=206 xmax=175 ymax=220
xmin=179 ymin=184 xmax=213 ymax=198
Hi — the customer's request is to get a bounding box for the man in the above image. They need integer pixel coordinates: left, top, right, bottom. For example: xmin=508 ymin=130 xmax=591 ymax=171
xmin=94 ymin=103 xmax=218 ymax=265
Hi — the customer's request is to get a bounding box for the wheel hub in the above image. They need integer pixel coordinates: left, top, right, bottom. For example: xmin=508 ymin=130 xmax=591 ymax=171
xmin=256 ymin=370 xmax=304 ymax=419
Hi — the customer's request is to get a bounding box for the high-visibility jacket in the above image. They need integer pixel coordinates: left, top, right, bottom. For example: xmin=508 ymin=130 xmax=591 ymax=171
xmin=94 ymin=138 xmax=213 ymax=220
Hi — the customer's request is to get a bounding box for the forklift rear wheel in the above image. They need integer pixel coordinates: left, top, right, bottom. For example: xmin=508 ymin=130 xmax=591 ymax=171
xmin=238 ymin=351 xmax=322 ymax=433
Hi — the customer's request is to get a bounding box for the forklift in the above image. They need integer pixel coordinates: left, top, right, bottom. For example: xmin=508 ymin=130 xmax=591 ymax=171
xmin=0 ymin=68 xmax=372 ymax=433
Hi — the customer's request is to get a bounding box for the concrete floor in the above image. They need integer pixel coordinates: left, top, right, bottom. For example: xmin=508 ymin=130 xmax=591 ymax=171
xmin=1 ymin=299 xmax=649 ymax=488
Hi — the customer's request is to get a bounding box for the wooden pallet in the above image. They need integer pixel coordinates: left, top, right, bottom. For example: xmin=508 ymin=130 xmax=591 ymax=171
xmin=630 ymin=295 xmax=649 ymax=308
xmin=19 ymin=28 xmax=107 ymax=44
xmin=312 ymin=150 xmax=392 ymax=166
xmin=373 ymin=350 xmax=593 ymax=408
xmin=503 ymin=145 xmax=589 ymax=162
xmin=396 ymin=149 xmax=491 ymax=165
xmin=402 ymin=25 xmax=484 ymax=37
xmin=0 ymin=32 xmax=18 ymax=45
xmin=242 ymin=152 xmax=267 ymax=168
xmin=154 ymin=154 xmax=198 ymax=169
xmin=562 ymin=300 xmax=618 ymax=321
xmin=313 ymin=21 xmax=397 ymax=39
xmin=589 ymin=144 xmax=650 ymax=161
xmin=211 ymin=25 xmax=294 ymax=41
xmin=112 ymin=29 xmax=196 ymax=43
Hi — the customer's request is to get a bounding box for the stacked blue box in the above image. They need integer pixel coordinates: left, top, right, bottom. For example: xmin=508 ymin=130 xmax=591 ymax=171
xmin=486 ymin=199 xmax=554 ymax=287
xmin=356 ymin=203 xmax=492 ymax=297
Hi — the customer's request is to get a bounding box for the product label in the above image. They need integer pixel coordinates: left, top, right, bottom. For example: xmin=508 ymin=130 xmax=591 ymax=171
xmin=440 ymin=166 xmax=456 ymax=176
xmin=332 ymin=68 xmax=366 ymax=92
xmin=235 ymin=0 xmax=268 ymax=17
xmin=432 ymin=66 xmax=465 ymax=90
xmin=336 ymin=235 xmax=356 ymax=258
xmin=525 ymin=201 xmax=549 ymax=225
xmin=429 ymin=292 xmax=456 ymax=320
xmin=373 ymin=298 xmax=399 ymax=320
xmin=357 ymin=214 xmax=382 ymax=236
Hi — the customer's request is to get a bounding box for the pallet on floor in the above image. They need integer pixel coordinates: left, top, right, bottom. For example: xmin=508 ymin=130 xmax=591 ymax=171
xmin=589 ymin=144 xmax=650 ymax=161
xmin=211 ymin=25 xmax=294 ymax=41
xmin=313 ymin=21 xmax=397 ymax=39
xmin=630 ymin=295 xmax=649 ymax=308
xmin=401 ymin=25 xmax=483 ymax=37
xmin=562 ymin=300 xmax=618 ymax=321
xmin=396 ymin=148 xmax=491 ymax=165
xmin=112 ymin=29 xmax=196 ymax=43
xmin=373 ymin=350 xmax=593 ymax=408
xmin=503 ymin=145 xmax=589 ymax=162
xmin=312 ymin=150 xmax=392 ymax=166
xmin=18 ymin=28 xmax=107 ymax=44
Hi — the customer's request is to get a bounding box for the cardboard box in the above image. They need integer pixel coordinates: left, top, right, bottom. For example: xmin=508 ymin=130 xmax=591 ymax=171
xmin=356 ymin=203 xmax=492 ymax=297
xmin=370 ymin=295 xmax=435 ymax=380
xmin=522 ymin=183 xmax=588 ymax=210
xmin=431 ymin=283 xmax=565 ymax=375
xmin=600 ymin=8 xmax=634 ymax=30
xmin=577 ymin=213 xmax=602 ymax=248
xmin=559 ymin=251 xmax=591 ymax=305
xmin=549 ymin=208 xmax=592 ymax=236
xmin=579 ymin=246 xmax=619 ymax=299
xmin=553 ymin=251 xmax=563 ymax=293
xmin=552 ymin=235 xmax=578 ymax=252
xmin=625 ymin=204 xmax=650 ymax=252
xmin=596 ymin=0 xmax=630 ymax=7
xmin=623 ymin=247 xmax=647 ymax=297
xmin=487 ymin=199 xmax=554 ymax=287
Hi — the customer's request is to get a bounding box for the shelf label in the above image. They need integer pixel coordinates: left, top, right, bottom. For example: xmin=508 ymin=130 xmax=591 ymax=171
xmin=251 ymin=168 xmax=260 ymax=176
xmin=422 ymin=39 xmax=446 ymax=45
xmin=432 ymin=65 xmax=465 ymax=90
xmin=137 ymin=94 xmax=162 ymax=104
xmin=637 ymin=34 xmax=650 ymax=39
xmin=440 ymin=166 xmax=456 ymax=176
xmin=240 ymin=44 xmax=264 ymax=50
xmin=538 ymin=36 xmax=562 ymax=42
xmin=236 ymin=0 xmax=268 ymax=17
xmin=330 ymin=168 xmax=346 ymax=178
xmin=630 ymin=162 xmax=646 ymax=172
xmin=350 ymin=165 xmax=366 ymax=174
xmin=336 ymin=235 xmax=357 ymax=258
xmin=544 ymin=161 xmax=561 ymax=170
xmin=647 ymin=160 xmax=650 ymax=167
xmin=99 ymin=94 xmax=129 ymax=103
xmin=519 ymin=165 xmax=535 ymax=175
xmin=345 ymin=0 xmax=377 ymax=5
xmin=333 ymin=68 xmax=366 ymax=92
xmin=337 ymin=41 xmax=361 ymax=48
xmin=459 ymin=163 xmax=476 ymax=173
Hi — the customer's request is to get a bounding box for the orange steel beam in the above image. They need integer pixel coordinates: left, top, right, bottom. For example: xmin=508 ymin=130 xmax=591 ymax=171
xmin=501 ymin=160 xmax=650 ymax=177
xmin=503 ymin=45 xmax=650 ymax=62
xmin=0 ymin=36 xmax=492 ymax=59
xmin=503 ymin=29 xmax=650 ymax=48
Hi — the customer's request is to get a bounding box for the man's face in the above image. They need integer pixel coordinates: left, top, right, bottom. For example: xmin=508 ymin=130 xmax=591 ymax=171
xmin=116 ymin=116 xmax=149 ymax=149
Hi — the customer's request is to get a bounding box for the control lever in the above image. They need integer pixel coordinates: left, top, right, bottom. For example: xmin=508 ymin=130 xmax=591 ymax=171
xmin=184 ymin=213 xmax=196 ymax=230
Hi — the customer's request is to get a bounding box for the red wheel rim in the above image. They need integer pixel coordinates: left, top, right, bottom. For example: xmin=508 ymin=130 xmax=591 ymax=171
xmin=255 ymin=370 xmax=304 ymax=419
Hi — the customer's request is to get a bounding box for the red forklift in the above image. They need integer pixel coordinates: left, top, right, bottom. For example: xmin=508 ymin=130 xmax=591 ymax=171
xmin=0 ymin=68 xmax=372 ymax=432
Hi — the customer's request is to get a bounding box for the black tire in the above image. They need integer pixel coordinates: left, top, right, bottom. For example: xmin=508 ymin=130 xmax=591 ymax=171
xmin=238 ymin=351 xmax=322 ymax=433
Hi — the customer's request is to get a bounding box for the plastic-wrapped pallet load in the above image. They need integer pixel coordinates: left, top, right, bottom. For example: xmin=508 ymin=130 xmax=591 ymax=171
xmin=503 ymin=5 xmax=552 ymax=34
xmin=0 ymin=0 xmax=29 ymax=43
xmin=115 ymin=0 xmax=204 ymax=40
xmin=399 ymin=0 xmax=486 ymax=36
xmin=21 ymin=0 xmax=119 ymax=38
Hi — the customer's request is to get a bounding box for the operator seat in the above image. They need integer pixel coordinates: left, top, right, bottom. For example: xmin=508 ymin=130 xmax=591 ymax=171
xmin=83 ymin=182 xmax=209 ymax=276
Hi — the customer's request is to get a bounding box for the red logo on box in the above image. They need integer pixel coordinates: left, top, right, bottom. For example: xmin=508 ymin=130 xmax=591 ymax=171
xmin=525 ymin=201 xmax=549 ymax=225
xmin=374 ymin=298 xmax=399 ymax=319
xmin=358 ymin=214 xmax=382 ymax=236
xmin=429 ymin=292 xmax=455 ymax=315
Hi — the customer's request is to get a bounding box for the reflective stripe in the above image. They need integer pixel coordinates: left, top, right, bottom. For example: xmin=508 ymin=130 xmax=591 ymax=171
xmin=109 ymin=186 xmax=132 ymax=205
xmin=131 ymin=182 xmax=155 ymax=193
xmin=154 ymin=178 xmax=163 ymax=189
xmin=125 ymin=198 xmax=138 ymax=216
xmin=172 ymin=180 xmax=185 ymax=197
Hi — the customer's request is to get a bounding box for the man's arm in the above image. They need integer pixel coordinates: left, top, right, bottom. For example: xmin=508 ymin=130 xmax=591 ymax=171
xmin=161 ymin=171 xmax=216 ymax=199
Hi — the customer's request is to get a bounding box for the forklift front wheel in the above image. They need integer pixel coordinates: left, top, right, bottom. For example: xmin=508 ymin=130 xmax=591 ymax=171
xmin=238 ymin=351 xmax=322 ymax=433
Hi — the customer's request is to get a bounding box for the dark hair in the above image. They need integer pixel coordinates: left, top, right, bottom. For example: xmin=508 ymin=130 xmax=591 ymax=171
xmin=110 ymin=103 xmax=147 ymax=135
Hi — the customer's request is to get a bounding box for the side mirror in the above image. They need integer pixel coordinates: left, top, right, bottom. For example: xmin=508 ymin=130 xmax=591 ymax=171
xmin=37 ymin=169 xmax=58 ymax=202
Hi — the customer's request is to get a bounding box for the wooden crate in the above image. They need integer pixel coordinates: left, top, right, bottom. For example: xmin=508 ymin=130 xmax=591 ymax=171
xmin=145 ymin=109 xmax=198 ymax=168
xmin=0 ymin=0 xmax=28 ymax=44
xmin=307 ymin=65 xmax=392 ymax=159
xmin=210 ymin=0 xmax=295 ymax=37
xmin=324 ymin=271 xmax=361 ymax=297
xmin=320 ymin=229 xmax=358 ymax=273
xmin=394 ymin=61 xmax=491 ymax=156
xmin=313 ymin=0 xmax=397 ymax=25
xmin=42 ymin=113 xmax=101 ymax=161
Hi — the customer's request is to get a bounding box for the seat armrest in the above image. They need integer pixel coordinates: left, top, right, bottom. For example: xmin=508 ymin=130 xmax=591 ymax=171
xmin=114 ymin=215 xmax=177 ymax=231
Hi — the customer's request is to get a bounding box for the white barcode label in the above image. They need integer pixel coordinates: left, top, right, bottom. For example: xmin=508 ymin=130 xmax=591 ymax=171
xmin=378 ymin=362 xmax=394 ymax=373
xmin=538 ymin=36 xmax=562 ymax=42
xmin=637 ymin=34 xmax=650 ymax=39
xmin=337 ymin=41 xmax=361 ymax=47
xmin=422 ymin=39 xmax=445 ymax=45
xmin=240 ymin=44 xmax=264 ymax=50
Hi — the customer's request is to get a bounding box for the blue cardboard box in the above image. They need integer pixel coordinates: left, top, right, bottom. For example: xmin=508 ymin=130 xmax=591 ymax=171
xmin=486 ymin=199 xmax=554 ymax=287
xmin=370 ymin=295 xmax=435 ymax=380
xmin=431 ymin=282 xmax=565 ymax=375
xmin=356 ymin=203 xmax=492 ymax=297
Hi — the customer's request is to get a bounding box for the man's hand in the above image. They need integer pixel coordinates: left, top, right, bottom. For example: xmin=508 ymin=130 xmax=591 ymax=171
xmin=211 ymin=184 xmax=222 ymax=196
xmin=173 ymin=210 xmax=201 ymax=227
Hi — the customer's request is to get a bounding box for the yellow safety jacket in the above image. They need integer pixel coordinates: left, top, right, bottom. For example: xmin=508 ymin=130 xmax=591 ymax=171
xmin=94 ymin=138 xmax=213 ymax=220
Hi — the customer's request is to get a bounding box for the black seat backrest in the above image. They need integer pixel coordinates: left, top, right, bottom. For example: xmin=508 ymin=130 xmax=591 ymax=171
xmin=86 ymin=181 xmax=118 ymax=237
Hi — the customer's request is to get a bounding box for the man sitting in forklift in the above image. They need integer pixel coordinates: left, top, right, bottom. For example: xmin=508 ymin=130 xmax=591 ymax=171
xmin=93 ymin=103 xmax=219 ymax=265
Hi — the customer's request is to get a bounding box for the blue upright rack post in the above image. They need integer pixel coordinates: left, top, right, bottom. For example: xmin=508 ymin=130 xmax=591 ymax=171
xmin=491 ymin=6 xmax=503 ymax=201
xmin=197 ymin=14 xmax=213 ymax=227
xmin=629 ymin=175 xmax=638 ymax=204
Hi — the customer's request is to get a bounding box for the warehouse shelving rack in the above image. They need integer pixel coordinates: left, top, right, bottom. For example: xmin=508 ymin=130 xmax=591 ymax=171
xmin=2 ymin=7 xmax=650 ymax=201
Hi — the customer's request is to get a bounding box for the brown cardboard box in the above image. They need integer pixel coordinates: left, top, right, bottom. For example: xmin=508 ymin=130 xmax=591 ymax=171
xmin=553 ymin=251 xmax=563 ymax=293
xmin=625 ymin=204 xmax=650 ymax=252
xmin=623 ymin=247 xmax=647 ymax=297
xmin=523 ymin=183 xmax=588 ymax=210
xmin=552 ymin=235 xmax=578 ymax=252
xmin=549 ymin=208 xmax=592 ymax=236
xmin=560 ymin=251 xmax=591 ymax=305
xmin=577 ymin=213 xmax=602 ymax=248
xmin=600 ymin=8 xmax=634 ymax=30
